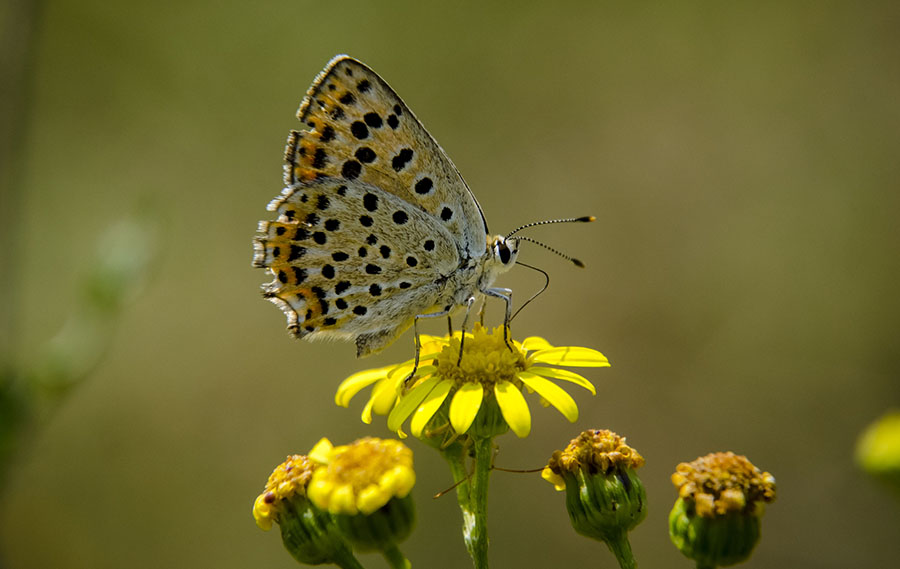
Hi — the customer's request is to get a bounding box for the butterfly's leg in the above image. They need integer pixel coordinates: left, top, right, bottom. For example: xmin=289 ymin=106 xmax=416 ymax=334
xmin=456 ymin=296 xmax=476 ymax=365
xmin=447 ymin=315 xmax=453 ymax=336
xmin=407 ymin=307 xmax=453 ymax=385
xmin=484 ymin=287 xmax=514 ymax=351
xmin=477 ymin=296 xmax=487 ymax=326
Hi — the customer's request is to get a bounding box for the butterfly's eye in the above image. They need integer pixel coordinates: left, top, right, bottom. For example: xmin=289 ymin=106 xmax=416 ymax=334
xmin=496 ymin=241 xmax=512 ymax=265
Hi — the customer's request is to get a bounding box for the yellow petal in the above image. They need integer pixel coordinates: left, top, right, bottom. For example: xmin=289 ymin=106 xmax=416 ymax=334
xmin=252 ymin=494 xmax=273 ymax=530
xmin=361 ymin=396 xmax=375 ymax=424
xmin=449 ymin=382 xmax=484 ymax=435
xmin=541 ymin=467 xmax=566 ymax=491
xmin=520 ymin=336 xmax=554 ymax=352
xmin=410 ymin=379 xmax=453 ymax=437
xmin=306 ymin=477 xmax=329 ymax=507
xmin=528 ymin=366 xmax=597 ymax=395
xmin=517 ymin=371 xmax=578 ymax=422
xmin=308 ymin=438 xmax=334 ymax=464
xmin=335 ymin=366 xmax=393 ymax=407
xmin=330 ymin=483 xmax=358 ymax=515
xmin=529 ymin=346 xmax=610 ymax=367
xmin=386 ymin=360 xmax=416 ymax=382
xmin=371 ymin=374 xmax=402 ymax=416
xmin=419 ymin=334 xmax=450 ymax=348
xmin=494 ymin=380 xmax=531 ymax=438
xmin=379 ymin=465 xmax=416 ymax=498
xmin=357 ymin=485 xmax=390 ymax=515
xmin=387 ymin=376 xmax=441 ymax=432
xmin=388 ymin=362 xmax=437 ymax=383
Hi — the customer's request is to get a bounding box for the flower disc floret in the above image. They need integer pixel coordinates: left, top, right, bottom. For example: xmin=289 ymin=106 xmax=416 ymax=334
xmin=671 ymin=451 xmax=776 ymax=518
xmin=253 ymin=454 xmax=318 ymax=530
xmin=432 ymin=324 xmax=526 ymax=387
xmin=307 ymin=437 xmax=415 ymax=515
xmin=543 ymin=429 xmax=645 ymax=491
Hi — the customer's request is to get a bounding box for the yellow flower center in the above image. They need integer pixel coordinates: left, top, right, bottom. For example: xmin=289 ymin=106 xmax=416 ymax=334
xmin=671 ymin=451 xmax=776 ymax=518
xmin=548 ymin=429 xmax=645 ymax=476
xmin=432 ymin=324 xmax=527 ymax=387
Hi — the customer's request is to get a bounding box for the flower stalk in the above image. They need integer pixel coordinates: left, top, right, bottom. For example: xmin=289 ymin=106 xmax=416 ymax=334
xmin=464 ymin=436 xmax=493 ymax=569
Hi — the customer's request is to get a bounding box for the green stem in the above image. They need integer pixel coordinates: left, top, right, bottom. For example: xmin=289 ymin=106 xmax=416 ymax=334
xmin=605 ymin=531 xmax=637 ymax=569
xmin=461 ymin=436 xmax=492 ymax=569
xmin=382 ymin=544 xmax=411 ymax=569
xmin=442 ymin=442 xmax=472 ymax=507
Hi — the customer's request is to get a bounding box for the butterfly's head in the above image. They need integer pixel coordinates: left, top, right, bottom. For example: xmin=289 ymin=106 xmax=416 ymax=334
xmin=488 ymin=235 xmax=520 ymax=272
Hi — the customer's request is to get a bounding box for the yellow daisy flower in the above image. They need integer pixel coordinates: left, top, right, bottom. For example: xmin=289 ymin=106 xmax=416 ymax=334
xmin=336 ymin=324 xmax=609 ymax=439
xmin=307 ymin=437 xmax=416 ymax=516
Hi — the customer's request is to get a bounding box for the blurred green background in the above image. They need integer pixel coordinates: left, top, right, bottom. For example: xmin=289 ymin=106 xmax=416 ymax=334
xmin=2 ymin=1 xmax=899 ymax=567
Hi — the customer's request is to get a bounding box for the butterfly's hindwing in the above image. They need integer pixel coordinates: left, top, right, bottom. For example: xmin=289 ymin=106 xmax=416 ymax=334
xmin=283 ymin=55 xmax=488 ymax=259
xmin=253 ymin=178 xmax=460 ymax=340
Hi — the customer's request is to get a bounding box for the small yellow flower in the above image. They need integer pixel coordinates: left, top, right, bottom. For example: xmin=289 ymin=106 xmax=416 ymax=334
xmin=252 ymin=454 xmax=319 ymax=531
xmin=307 ymin=437 xmax=416 ymax=516
xmin=335 ymin=324 xmax=609 ymax=439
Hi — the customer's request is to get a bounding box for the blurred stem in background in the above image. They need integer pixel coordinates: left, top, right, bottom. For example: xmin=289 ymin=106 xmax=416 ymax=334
xmin=0 ymin=10 xmax=160 ymax=568
xmin=0 ymin=3 xmax=41 ymax=565
xmin=0 ymin=0 xmax=44 ymax=495
xmin=0 ymin=0 xmax=43 ymax=373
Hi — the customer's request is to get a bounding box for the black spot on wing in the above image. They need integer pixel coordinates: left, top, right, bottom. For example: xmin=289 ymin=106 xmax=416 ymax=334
xmin=364 ymin=112 xmax=382 ymax=128
xmin=351 ymin=121 xmax=369 ymax=139
xmin=342 ymin=160 xmax=362 ymax=180
xmin=391 ymin=148 xmax=413 ymax=171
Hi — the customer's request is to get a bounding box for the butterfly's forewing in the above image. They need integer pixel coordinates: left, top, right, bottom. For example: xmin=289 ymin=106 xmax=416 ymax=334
xmin=284 ymin=55 xmax=488 ymax=259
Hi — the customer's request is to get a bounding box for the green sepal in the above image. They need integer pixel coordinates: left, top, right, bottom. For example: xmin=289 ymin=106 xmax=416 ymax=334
xmin=468 ymin=391 xmax=510 ymax=439
xmin=333 ymin=494 xmax=415 ymax=552
xmin=277 ymin=496 xmax=354 ymax=565
xmin=564 ymin=467 xmax=647 ymax=543
xmin=668 ymin=497 xmax=761 ymax=567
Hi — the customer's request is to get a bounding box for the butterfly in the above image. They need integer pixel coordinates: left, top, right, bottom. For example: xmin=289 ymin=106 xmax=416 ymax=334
xmin=253 ymin=55 xmax=590 ymax=357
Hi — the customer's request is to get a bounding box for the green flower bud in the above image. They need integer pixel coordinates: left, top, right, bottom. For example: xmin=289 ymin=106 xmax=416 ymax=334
xmin=252 ymin=454 xmax=355 ymax=566
xmin=276 ymin=495 xmax=355 ymax=565
xmin=856 ymin=409 xmax=900 ymax=495
xmin=543 ymin=429 xmax=646 ymax=568
xmin=669 ymin=452 xmax=776 ymax=568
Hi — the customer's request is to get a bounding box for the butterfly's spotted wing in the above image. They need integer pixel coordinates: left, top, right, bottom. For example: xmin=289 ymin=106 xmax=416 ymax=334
xmin=255 ymin=56 xmax=489 ymax=355
xmin=284 ymin=55 xmax=488 ymax=258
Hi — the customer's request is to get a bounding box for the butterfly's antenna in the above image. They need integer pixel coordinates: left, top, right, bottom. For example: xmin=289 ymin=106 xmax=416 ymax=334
xmin=510 ymin=261 xmax=550 ymax=322
xmin=513 ymin=236 xmax=585 ymax=268
xmin=506 ymin=215 xmax=595 ymax=239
